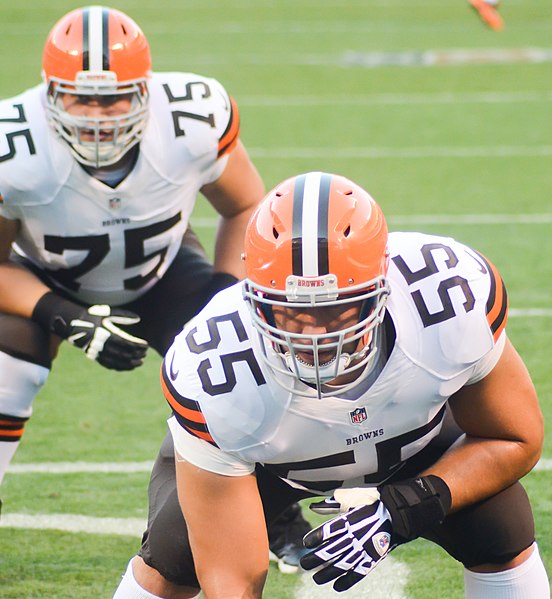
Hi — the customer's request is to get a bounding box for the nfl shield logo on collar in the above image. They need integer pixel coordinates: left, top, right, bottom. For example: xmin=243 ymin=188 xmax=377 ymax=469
xmin=350 ymin=407 xmax=367 ymax=424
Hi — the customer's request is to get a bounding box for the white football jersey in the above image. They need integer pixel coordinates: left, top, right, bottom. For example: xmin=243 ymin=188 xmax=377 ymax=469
xmin=0 ymin=72 xmax=239 ymax=305
xmin=165 ymin=232 xmax=508 ymax=493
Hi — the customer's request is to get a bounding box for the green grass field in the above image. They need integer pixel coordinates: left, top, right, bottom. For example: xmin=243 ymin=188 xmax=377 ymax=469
xmin=0 ymin=1 xmax=551 ymax=597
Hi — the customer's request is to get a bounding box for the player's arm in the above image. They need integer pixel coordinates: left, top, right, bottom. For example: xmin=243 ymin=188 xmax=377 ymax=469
xmin=175 ymin=455 xmax=268 ymax=598
xmin=424 ymin=336 xmax=544 ymax=511
xmin=200 ymin=140 xmax=264 ymax=280
xmin=0 ymin=215 xmax=147 ymax=370
xmin=0 ymin=215 xmax=51 ymax=316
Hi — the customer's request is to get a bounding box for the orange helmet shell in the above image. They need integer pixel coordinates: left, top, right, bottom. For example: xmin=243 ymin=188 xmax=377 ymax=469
xmin=42 ymin=6 xmax=151 ymax=85
xmin=244 ymin=172 xmax=389 ymax=292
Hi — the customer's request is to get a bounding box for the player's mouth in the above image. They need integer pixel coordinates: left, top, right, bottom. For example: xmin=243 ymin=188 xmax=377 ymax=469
xmin=296 ymin=350 xmax=337 ymax=368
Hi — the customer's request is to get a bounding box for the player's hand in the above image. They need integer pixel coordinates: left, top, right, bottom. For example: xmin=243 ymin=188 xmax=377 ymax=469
xmin=65 ymin=305 xmax=148 ymax=370
xmin=301 ymin=500 xmax=393 ymax=592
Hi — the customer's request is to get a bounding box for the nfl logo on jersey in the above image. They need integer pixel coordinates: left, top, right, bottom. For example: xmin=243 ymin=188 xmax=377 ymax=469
xmin=350 ymin=407 xmax=367 ymax=424
xmin=109 ymin=197 xmax=121 ymax=209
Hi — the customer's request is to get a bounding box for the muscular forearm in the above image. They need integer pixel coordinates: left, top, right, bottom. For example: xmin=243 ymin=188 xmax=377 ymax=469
xmin=423 ymin=435 xmax=541 ymax=512
xmin=213 ymin=209 xmax=256 ymax=279
xmin=0 ymin=262 xmax=51 ymax=317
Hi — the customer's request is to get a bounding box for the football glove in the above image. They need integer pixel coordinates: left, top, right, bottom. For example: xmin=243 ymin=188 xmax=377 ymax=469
xmin=301 ymin=500 xmax=393 ymax=592
xmin=379 ymin=475 xmax=452 ymax=541
xmin=32 ymin=292 xmax=148 ymax=371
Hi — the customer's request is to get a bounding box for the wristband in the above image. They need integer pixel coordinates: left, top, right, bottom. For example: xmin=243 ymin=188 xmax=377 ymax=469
xmin=31 ymin=291 xmax=85 ymax=338
xmin=379 ymin=475 xmax=452 ymax=541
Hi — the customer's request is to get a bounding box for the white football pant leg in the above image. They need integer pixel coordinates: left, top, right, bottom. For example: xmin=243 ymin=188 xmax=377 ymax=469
xmin=0 ymin=351 xmax=49 ymax=484
xmin=464 ymin=543 xmax=550 ymax=599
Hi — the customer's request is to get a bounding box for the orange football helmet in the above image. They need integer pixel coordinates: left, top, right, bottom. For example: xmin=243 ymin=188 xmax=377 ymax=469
xmin=243 ymin=172 xmax=390 ymax=398
xmin=42 ymin=6 xmax=151 ymax=167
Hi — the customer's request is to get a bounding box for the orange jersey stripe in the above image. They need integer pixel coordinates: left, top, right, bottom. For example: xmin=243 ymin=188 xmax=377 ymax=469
xmin=477 ymin=252 xmax=508 ymax=342
xmin=160 ymin=375 xmax=207 ymax=425
xmin=0 ymin=428 xmax=24 ymax=438
xmin=159 ymin=367 xmax=217 ymax=445
xmin=217 ymin=97 xmax=240 ymax=158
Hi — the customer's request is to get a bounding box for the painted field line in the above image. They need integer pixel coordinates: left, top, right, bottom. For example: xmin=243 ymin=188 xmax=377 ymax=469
xmin=248 ymin=146 xmax=552 ymax=159
xmin=192 ymin=215 xmax=552 ymax=229
xmin=239 ymin=91 xmax=552 ymax=107
xmin=0 ymin=513 xmax=146 ymax=537
xmin=534 ymin=459 xmax=552 ymax=472
xmin=9 ymin=458 xmax=552 ymax=476
xmin=8 ymin=461 xmax=155 ymax=474
xmin=294 ymin=556 xmax=410 ymax=599
xmin=509 ymin=309 xmax=552 ymax=318
xmin=341 ymin=48 xmax=552 ymax=68
xmin=166 ymin=48 xmax=552 ymax=68
xmin=0 ymin=512 xmax=410 ymax=598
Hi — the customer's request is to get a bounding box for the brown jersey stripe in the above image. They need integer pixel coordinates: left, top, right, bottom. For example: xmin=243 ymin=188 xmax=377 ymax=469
xmin=477 ymin=252 xmax=508 ymax=341
xmin=217 ymin=97 xmax=240 ymax=158
xmin=160 ymin=366 xmax=217 ymax=445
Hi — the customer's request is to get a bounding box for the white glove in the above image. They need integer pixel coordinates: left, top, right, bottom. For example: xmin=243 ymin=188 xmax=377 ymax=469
xmin=301 ymin=498 xmax=393 ymax=592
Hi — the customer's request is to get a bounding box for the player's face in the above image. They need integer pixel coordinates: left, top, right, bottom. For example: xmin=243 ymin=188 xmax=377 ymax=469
xmin=60 ymin=93 xmax=134 ymax=141
xmin=271 ymin=301 xmax=364 ymax=368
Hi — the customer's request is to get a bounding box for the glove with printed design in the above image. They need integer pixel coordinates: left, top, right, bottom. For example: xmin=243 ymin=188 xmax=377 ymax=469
xmin=301 ymin=499 xmax=393 ymax=592
xmin=32 ymin=292 xmax=148 ymax=371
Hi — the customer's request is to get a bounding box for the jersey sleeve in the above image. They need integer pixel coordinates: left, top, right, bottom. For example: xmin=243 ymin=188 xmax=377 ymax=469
xmin=167 ymin=415 xmax=255 ymax=476
xmin=217 ymin=95 xmax=240 ymax=159
xmin=474 ymin=250 xmax=509 ymax=343
xmin=161 ymin=355 xmax=217 ymax=446
xmin=465 ymin=330 xmax=506 ymax=384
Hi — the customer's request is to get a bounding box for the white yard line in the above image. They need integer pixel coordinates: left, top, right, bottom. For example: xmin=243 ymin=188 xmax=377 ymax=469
xmin=248 ymin=146 xmax=552 ymax=159
xmin=8 ymin=458 xmax=552 ymax=475
xmin=294 ymin=557 xmax=410 ymax=599
xmin=239 ymin=91 xmax=552 ymax=107
xmin=0 ymin=513 xmax=146 ymax=537
xmin=192 ymin=215 xmax=552 ymax=229
xmin=7 ymin=460 xmax=154 ymax=474
xmin=0 ymin=512 xmax=410 ymax=598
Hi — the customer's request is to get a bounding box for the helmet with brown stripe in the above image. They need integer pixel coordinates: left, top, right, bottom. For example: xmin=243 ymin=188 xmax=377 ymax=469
xmin=42 ymin=6 xmax=151 ymax=167
xmin=243 ymin=172 xmax=390 ymax=398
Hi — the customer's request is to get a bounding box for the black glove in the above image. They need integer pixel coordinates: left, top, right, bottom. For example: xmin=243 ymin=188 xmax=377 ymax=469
xmin=301 ymin=500 xmax=393 ymax=592
xmin=32 ymin=292 xmax=148 ymax=371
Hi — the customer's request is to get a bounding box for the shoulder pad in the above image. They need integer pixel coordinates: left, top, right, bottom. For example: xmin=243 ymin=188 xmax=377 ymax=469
xmin=387 ymin=232 xmax=507 ymax=377
xmin=0 ymin=85 xmax=71 ymax=208
xmin=146 ymin=72 xmax=239 ymax=162
xmin=161 ymin=285 xmax=286 ymax=451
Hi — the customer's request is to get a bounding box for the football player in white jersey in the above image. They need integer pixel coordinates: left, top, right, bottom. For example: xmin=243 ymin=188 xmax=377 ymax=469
xmin=0 ymin=5 xmax=311 ymax=570
xmin=114 ymin=172 xmax=549 ymax=598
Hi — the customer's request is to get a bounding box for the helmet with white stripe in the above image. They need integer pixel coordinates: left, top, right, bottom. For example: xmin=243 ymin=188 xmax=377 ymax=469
xmin=243 ymin=172 xmax=390 ymax=398
xmin=42 ymin=6 xmax=151 ymax=167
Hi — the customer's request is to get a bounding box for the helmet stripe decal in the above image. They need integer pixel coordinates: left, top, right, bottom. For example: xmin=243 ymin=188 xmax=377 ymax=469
xmin=291 ymin=173 xmax=306 ymax=275
xmin=84 ymin=6 xmax=110 ymax=72
xmin=82 ymin=8 xmax=89 ymax=70
xmin=316 ymin=173 xmax=331 ymax=275
xmin=291 ymin=172 xmax=331 ymax=277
